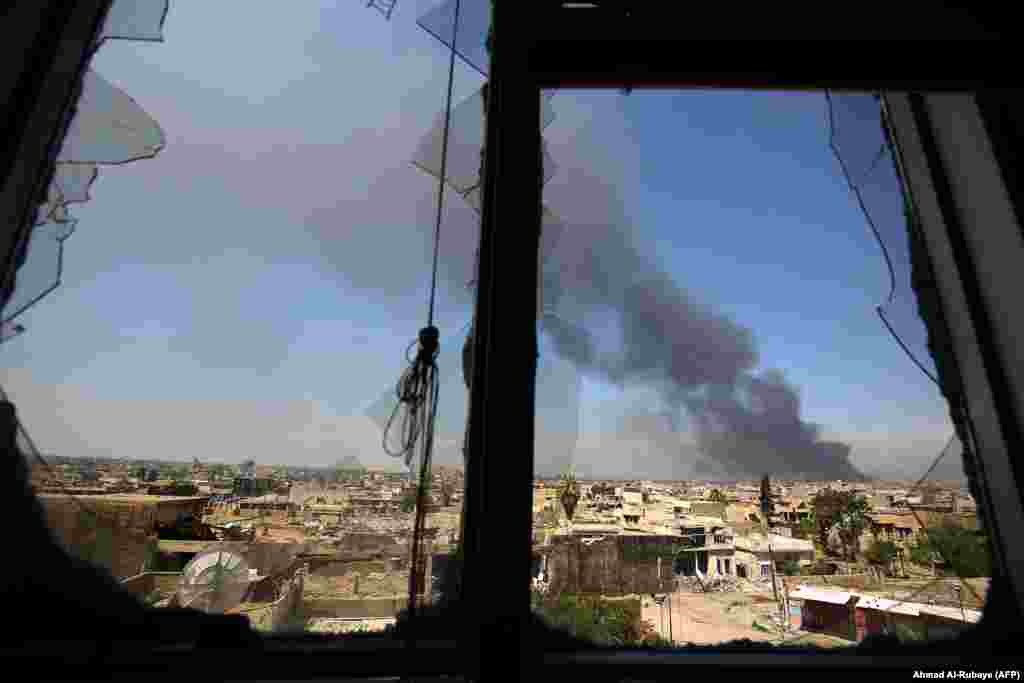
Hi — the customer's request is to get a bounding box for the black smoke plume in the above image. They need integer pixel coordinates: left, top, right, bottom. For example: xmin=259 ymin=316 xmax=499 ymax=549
xmin=537 ymin=165 xmax=865 ymax=481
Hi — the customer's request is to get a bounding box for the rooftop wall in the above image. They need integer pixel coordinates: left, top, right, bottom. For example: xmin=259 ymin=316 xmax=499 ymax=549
xmin=235 ymin=567 xmax=306 ymax=633
xmin=39 ymin=497 xmax=157 ymax=580
xmin=547 ymin=536 xmax=678 ymax=595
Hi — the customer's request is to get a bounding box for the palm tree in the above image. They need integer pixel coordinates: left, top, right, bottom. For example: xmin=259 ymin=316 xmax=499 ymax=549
xmin=834 ymin=497 xmax=872 ymax=561
xmin=558 ymin=466 xmax=580 ymax=522
xmin=436 ymin=470 xmax=455 ymax=507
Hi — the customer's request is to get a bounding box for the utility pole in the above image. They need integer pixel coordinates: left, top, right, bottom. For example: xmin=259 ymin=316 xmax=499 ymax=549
xmin=668 ymin=592 xmax=673 ymax=643
xmin=768 ymin=542 xmax=779 ymax=603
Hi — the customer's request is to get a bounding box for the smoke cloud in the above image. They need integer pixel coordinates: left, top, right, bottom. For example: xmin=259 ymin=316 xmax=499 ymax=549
xmin=537 ymin=163 xmax=865 ymax=481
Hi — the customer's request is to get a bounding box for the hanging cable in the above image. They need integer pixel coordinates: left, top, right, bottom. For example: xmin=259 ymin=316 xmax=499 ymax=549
xmin=426 ymin=0 xmax=461 ymax=330
xmin=381 ymin=0 xmax=461 ymax=632
xmin=825 ymin=91 xmax=941 ymax=390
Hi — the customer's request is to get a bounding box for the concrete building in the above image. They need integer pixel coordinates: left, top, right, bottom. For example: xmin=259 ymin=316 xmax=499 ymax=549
xmin=37 ymin=493 xmax=209 ymax=580
xmin=734 ymin=534 xmax=815 ymax=578
xmin=791 ymin=585 xmax=981 ymax=642
xmin=790 ymin=585 xmax=858 ymax=640
xmin=674 ymin=517 xmax=736 ymax=578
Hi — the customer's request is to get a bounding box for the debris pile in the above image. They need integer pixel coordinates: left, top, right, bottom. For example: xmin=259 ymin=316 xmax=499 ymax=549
xmin=677 ymin=575 xmax=746 ymax=593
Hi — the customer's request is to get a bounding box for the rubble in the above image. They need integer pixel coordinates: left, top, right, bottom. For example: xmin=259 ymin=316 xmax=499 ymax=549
xmin=677 ymin=575 xmax=747 ymax=593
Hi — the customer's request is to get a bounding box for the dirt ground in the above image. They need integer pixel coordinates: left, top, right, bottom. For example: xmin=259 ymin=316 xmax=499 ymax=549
xmin=641 ymin=591 xmax=784 ymax=645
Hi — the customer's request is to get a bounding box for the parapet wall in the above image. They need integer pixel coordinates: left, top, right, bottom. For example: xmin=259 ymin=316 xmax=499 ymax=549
xmin=547 ymin=536 xmax=678 ymax=595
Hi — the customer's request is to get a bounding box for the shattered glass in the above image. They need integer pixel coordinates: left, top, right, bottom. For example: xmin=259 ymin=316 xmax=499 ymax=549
xmin=827 ymin=92 xmax=939 ymax=388
xmin=417 ymin=0 xmax=492 ymax=77
xmin=3 ymin=218 xmax=76 ymax=323
xmin=58 ymin=71 xmax=165 ymax=164
xmin=3 ymin=0 xmax=167 ymax=325
xmin=411 ymin=86 xmax=557 ymax=201
xmin=100 ymin=0 xmax=169 ymax=42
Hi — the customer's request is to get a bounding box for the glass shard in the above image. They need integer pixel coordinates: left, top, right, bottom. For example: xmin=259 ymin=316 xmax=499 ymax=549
xmin=417 ymin=0 xmax=492 ymax=77
xmin=59 ymin=70 xmax=165 ymax=164
xmin=101 ymin=0 xmax=169 ymax=42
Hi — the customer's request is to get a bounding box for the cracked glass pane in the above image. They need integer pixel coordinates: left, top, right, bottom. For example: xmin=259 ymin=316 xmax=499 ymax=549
xmin=417 ymin=0 xmax=492 ymax=77
xmin=530 ymin=89 xmax=985 ymax=647
xmin=412 ymin=87 xmax=557 ymax=198
xmin=59 ymin=71 xmax=165 ymax=164
xmin=101 ymin=0 xmax=169 ymax=42
xmin=53 ymin=163 xmax=99 ymax=205
xmin=2 ymin=219 xmax=75 ymax=323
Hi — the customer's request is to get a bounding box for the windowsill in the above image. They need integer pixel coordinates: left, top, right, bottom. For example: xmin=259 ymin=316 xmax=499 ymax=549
xmin=7 ymin=631 xmax=1013 ymax=679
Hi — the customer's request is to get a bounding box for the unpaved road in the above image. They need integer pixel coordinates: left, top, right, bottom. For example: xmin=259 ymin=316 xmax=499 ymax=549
xmin=642 ymin=592 xmax=780 ymax=645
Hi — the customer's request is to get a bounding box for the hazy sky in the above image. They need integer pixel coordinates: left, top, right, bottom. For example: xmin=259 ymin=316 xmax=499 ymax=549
xmin=1 ymin=1 xmax=957 ymax=481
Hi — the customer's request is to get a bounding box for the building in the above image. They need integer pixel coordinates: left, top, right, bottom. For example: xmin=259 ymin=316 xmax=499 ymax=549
xmin=734 ymin=533 xmax=815 ymax=578
xmin=789 ymin=585 xmax=858 ymax=640
xmin=37 ymin=494 xmax=210 ymax=580
xmin=868 ymin=510 xmax=979 ymax=549
xmin=233 ymin=476 xmax=275 ymax=498
xmin=789 ymin=585 xmax=982 ymax=642
xmin=674 ymin=517 xmax=736 ymax=578
xmin=775 ymin=498 xmax=813 ymax=524
xmin=238 ymin=493 xmax=296 ymax=513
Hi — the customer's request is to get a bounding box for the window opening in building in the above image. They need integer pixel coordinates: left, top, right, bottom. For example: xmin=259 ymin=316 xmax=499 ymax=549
xmin=529 ymin=87 xmax=990 ymax=648
xmin=5 ymin=0 xmax=482 ymax=637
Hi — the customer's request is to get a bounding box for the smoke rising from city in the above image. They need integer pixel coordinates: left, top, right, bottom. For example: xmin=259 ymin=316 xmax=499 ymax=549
xmin=537 ymin=164 xmax=866 ymax=481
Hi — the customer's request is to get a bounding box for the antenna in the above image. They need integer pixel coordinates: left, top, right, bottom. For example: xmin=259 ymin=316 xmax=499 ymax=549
xmin=176 ymin=545 xmax=252 ymax=614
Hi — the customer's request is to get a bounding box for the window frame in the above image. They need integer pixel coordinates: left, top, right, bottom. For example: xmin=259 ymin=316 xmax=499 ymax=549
xmin=465 ymin=1 xmax=1023 ymax=670
xmin=4 ymin=0 xmax=1024 ymax=676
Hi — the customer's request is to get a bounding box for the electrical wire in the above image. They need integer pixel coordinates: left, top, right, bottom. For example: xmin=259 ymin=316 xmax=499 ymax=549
xmin=381 ymin=0 xmax=462 ymax=632
xmin=825 ymin=91 xmax=941 ymax=391
xmin=426 ymin=0 xmax=462 ymax=329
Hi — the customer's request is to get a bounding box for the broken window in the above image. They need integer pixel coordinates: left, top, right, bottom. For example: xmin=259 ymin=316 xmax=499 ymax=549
xmin=530 ymin=87 xmax=989 ymax=646
xmin=3 ymin=0 xmax=1006 ymax=658
xmin=7 ymin=0 xmax=480 ymax=634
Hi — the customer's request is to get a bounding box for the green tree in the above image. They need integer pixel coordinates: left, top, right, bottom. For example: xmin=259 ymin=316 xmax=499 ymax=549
xmin=781 ymin=559 xmax=801 ymax=576
xmin=557 ymin=466 xmax=580 ymax=521
xmin=334 ymin=456 xmax=366 ymax=483
xmin=795 ymin=510 xmax=817 ymax=540
xmin=707 ymin=489 xmax=727 ymax=504
xmin=913 ymin=522 xmax=991 ymax=577
xmin=533 ymin=593 xmax=645 ymax=647
xmin=400 ymin=486 xmax=420 ymax=514
xmin=812 ymin=488 xmax=860 ymax=555
xmin=865 ymin=538 xmax=899 ymax=568
xmin=907 ymin=539 xmax=933 ymax=566
xmin=833 ymin=496 xmax=872 ymax=561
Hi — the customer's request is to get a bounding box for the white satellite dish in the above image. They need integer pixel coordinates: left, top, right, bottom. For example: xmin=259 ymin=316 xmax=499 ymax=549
xmin=176 ymin=546 xmax=251 ymax=614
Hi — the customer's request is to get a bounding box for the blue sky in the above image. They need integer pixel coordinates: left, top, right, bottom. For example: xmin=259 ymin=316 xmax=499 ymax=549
xmin=1 ymin=1 xmax=955 ymax=480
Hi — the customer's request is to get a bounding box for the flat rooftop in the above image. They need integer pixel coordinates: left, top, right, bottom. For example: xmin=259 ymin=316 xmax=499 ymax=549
xmin=37 ymin=493 xmax=208 ymax=505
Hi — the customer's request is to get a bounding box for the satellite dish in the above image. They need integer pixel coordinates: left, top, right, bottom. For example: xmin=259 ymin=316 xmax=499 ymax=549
xmin=176 ymin=546 xmax=251 ymax=614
